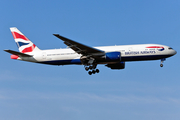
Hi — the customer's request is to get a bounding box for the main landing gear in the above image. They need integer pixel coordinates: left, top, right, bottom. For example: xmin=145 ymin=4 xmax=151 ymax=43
xmin=85 ymin=64 xmax=100 ymax=75
xmin=160 ymin=58 xmax=166 ymax=67
xmin=81 ymin=56 xmax=100 ymax=75
xmin=88 ymin=69 xmax=99 ymax=75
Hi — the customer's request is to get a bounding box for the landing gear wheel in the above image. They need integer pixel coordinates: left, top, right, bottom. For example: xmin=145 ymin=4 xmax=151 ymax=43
xmin=83 ymin=62 xmax=99 ymax=75
xmin=96 ymin=69 xmax=99 ymax=73
xmin=89 ymin=66 xmax=93 ymax=70
xmin=92 ymin=70 xmax=96 ymax=74
xmin=160 ymin=64 xmax=163 ymax=67
xmin=88 ymin=71 xmax=92 ymax=75
xmin=85 ymin=67 xmax=89 ymax=71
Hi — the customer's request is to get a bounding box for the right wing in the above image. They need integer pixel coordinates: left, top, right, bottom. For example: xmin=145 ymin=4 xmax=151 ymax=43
xmin=4 ymin=49 xmax=32 ymax=57
xmin=53 ymin=34 xmax=104 ymax=56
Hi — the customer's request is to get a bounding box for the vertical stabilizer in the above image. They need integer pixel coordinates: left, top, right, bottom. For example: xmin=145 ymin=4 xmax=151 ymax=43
xmin=10 ymin=27 xmax=40 ymax=53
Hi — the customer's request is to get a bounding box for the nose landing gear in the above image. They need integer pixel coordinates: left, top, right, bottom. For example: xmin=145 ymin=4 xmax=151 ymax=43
xmin=160 ymin=58 xmax=166 ymax=67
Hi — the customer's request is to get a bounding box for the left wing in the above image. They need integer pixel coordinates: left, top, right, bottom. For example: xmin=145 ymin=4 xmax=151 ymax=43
xmin=53 ymin=34 xmax=104 ymax=56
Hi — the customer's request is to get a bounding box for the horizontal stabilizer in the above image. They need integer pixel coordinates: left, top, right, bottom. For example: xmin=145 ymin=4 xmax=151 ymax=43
xmin=4 ymin=49 xmax=32 ymax=57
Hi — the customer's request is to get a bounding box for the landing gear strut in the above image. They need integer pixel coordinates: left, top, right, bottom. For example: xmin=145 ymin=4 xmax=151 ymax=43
xmin=160 ymin=58 xmax=166 ymax=67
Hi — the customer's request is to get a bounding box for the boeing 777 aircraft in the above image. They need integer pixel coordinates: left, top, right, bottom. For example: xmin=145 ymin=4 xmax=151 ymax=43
xmin=4 ymin=27 xmax=177 ymax=75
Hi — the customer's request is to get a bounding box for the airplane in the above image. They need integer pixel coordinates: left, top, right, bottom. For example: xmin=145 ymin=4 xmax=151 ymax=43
xmin=4 ymin=27 xmax=177 ymax=75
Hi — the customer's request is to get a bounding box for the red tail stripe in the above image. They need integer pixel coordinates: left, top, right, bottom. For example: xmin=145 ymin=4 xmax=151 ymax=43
xmin=146 ymin=46 xmax=163 ymax=48
xmin=11 ymin=55 xmax=19 ymax=59
xmin=22 ymin=44 xmax=36 ymax=53
xmin=11 ymin=32 xmax=29 ymax=41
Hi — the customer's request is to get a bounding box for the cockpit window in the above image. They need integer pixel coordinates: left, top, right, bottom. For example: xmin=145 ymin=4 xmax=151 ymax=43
xmin=168 ymin=47 xmax=173 ymax=50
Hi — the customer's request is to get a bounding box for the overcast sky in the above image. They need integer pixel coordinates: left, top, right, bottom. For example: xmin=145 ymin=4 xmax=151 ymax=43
xmin=1 ymin=0 xmax=180 ymax=120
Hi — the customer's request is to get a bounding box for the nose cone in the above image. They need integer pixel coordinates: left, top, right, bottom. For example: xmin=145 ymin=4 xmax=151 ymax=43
xmin=173 ymin=50 xmax=177 ymax=55
xmin=170 ymin=49 xmax=177 ymax=56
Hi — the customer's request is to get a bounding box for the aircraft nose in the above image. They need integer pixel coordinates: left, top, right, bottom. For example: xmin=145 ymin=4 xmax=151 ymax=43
xmin=173 ymin=50 xmax=177 ymax=55
xmin=171 ymin=49 xmax=177 ymax=55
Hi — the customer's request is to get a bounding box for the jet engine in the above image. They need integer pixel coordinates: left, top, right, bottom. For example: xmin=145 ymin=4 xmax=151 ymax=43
xmin=105 ymin=52 xmax=121 ymax=62
xmin=105 ymin=62 xmax=125 ymax=69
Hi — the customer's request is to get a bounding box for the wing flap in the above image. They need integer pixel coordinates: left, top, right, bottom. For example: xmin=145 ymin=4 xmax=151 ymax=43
xmin=4 ymin=49 xmax=32 ymax=57
xmin=64 ymin=41 xmax=82 ymax=54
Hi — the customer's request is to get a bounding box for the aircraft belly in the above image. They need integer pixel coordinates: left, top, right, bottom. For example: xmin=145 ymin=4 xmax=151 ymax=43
xmin=121 ymin=54 xmax=172 ymax=61
xmin=38 ymin=53 xmax=81 ymax=65
xmin=39 ymin=59 xmax=82 ymax=65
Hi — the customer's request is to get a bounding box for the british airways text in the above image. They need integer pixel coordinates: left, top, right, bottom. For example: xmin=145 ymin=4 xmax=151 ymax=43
xmin=125 ymin=51 xmax=156 ymax=55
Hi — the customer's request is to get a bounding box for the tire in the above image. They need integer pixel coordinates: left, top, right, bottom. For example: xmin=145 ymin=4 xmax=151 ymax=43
xmin=96 ymin=69 xmax=99 ymax=73
xmin=85 ymin=67 xmax=89 ymax=71
xmin=160 ymin=64 xmax=163 ymax=67
xmin=89 ymin=66 xmax=93 ymax=70
xmin=88 ymin=71 xmax=92 ymax=75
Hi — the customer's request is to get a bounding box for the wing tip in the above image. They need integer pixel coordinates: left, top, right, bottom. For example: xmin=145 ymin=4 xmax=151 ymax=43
xmin=53 ymin=34 xmax=59 ymax=36
xmin=4 ymin=49 xmax=10 ymax=52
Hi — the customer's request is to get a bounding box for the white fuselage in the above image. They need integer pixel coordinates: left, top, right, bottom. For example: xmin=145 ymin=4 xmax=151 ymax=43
xmin=18 ymin=44 xmax=176 ymax=65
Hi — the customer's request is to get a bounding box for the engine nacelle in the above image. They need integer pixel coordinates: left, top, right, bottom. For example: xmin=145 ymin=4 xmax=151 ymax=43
xmin=105 ymin=52 xmax=121 ymax=62
xmin=105 ymin=62 xmax=125 ymax=69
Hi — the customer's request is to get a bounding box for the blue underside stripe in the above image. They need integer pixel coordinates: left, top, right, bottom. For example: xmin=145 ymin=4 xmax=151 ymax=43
xmin=41 ymin=59 xmax=82 ymax=65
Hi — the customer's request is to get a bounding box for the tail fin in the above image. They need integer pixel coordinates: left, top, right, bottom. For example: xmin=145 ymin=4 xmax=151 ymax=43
xmin=10 ymin=27 xmax=40 ymax=53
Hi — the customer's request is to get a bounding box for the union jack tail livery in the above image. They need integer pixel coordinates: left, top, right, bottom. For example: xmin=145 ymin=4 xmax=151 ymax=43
xmin=10 ymin=27 xmax=40 ymax=53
